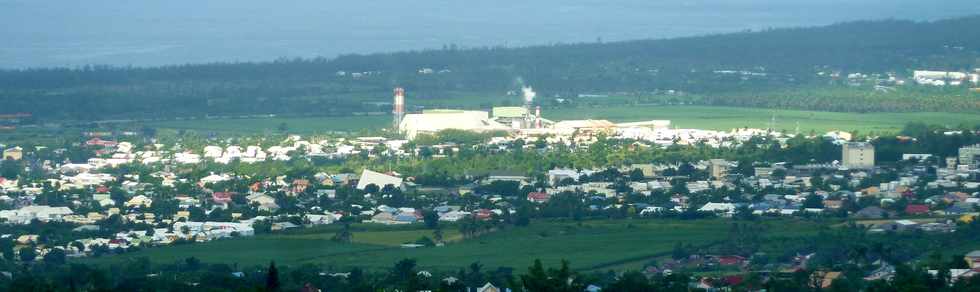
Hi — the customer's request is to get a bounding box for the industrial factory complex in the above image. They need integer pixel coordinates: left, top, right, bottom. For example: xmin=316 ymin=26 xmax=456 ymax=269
xmin=392 ymin=87 xmax=671 ymax=140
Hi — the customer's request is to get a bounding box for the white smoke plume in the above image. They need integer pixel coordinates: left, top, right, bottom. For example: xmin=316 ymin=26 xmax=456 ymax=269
xmin=522 ymin=86 xmax=536 ymax=103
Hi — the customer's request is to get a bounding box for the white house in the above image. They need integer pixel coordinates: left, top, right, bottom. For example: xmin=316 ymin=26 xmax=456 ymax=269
xmin=439 ymin=210 xmax=470 ymax=222
xmin=304 ymin=214 xmax=335 ymax=225
xmin=200 ymin=173 xmax=232 ymax=185
xmin=698 ymin=202 xmax=736 ymax=214
xmin=124 ymin=195 xmax=153 ymax=208
xmin=173 ymin=221 xmax=255 ymax=241
xmin=174 ymin=153 xmax=202 ymax=164
xmin=640 ymin=206 xmax=664 ymax=215
xmin=246 ymin=193 xmax=279 ymax=211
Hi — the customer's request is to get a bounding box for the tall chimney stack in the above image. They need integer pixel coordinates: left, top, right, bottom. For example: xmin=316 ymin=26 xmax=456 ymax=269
xmin=393 ymin=87 xmax=405 ymax=131
xmin=535 ymin=106 xmax=542 ymax=128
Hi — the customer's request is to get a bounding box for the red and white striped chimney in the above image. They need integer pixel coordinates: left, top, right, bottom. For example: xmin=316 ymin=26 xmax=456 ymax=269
xmin=535 ymin=105 xmax=542 ymax=128
xmin=393 ymin=87 xmax=405 ymax=130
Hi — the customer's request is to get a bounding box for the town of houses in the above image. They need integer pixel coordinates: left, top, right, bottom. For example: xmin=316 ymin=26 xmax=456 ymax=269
xmin=0 ymin=123 xmax=979 ymax=282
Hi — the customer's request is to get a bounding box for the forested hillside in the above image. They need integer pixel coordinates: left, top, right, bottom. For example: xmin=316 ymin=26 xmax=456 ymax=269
xmin=1 ymin=16 xmax=979 ymax=120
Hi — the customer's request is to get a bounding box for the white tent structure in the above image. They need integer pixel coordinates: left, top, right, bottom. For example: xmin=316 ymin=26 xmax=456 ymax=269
xmin=356 ymin=169 xmax=404 ymax=191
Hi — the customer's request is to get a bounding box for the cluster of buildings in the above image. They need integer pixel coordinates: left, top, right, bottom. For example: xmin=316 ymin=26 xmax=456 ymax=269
xmin=48 ymin=136 xmax=414 ymax=169
xmin=392 ymin=86 xmax=675 ymax=141
xmin=0 ymin=89 xmax=978 ymax=267
xmin=913 ymin=70 xmax=980 ymax=87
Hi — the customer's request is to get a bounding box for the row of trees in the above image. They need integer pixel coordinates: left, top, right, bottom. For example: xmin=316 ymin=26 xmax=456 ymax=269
xmin=4 ymin=253 xmax=980 ymax=291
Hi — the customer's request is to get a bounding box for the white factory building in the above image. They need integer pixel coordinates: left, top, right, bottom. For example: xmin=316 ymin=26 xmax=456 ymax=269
xmin=391 ymin=86 xmax=674 ymax=141
xmin=399 ymin=109 xmax=510 ymax=140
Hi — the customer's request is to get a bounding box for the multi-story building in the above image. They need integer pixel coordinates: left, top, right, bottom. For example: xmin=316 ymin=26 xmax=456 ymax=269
xmin=959 ymin=144 xmax=980 ymax=168
xmin=842 ymin=142 xmax=875 ymax=169
xmin=709 ymin=159 xmax=729 ymax=179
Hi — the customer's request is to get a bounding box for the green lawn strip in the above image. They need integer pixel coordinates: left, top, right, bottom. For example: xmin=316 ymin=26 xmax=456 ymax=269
xmin=73 ymin=219 xmax=839 ymax=272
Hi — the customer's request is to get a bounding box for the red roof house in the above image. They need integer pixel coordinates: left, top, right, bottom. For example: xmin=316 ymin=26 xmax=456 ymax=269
xmin=85 ymin=138 xmax=118 ymax=148
xmin=718 ymin=255 xmax=747 ymax=266
xmin=212 ymin=192 xmax=236 ymax=204
xmin=905 ymin=204 xmax=930 ymax=215
xmin=527 ymin=192 xmax=551 ymax=203
xmin=475 ymin=209 xmax=494 ymax=220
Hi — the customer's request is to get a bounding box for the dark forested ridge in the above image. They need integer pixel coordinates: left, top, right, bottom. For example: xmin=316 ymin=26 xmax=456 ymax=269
xmin=2 ymin=16 xmax=979 ymax=120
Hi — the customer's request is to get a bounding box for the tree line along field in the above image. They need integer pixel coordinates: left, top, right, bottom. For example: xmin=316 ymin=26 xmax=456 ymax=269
xmin=79 ymin=219 xmax=825 ymax=273
xmin=145 ymin=115 xmax=391 ymax=135
xmin=141 ymin=105 xmax=980 ymax=135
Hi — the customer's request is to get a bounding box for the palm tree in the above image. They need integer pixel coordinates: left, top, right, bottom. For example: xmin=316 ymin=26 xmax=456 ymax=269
xmin=332 ymin=222 xmax=353 ymax=243
xmin=266 ymin=261 xmax=280 ymax=291
xmin=433 ymin=228 xmax=444 ymax=243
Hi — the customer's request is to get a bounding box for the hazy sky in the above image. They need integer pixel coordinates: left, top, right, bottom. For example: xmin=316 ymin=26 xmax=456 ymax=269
xmin=1 ymin=0 xmax=978 ymax=68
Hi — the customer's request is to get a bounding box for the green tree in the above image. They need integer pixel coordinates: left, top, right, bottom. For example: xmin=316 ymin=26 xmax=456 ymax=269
xmin=266 ymin=261 xmax=280 ymax=291
xmin=433 ymin=228 xmax=444 ymax=243
xmin=19 ymin=246 xmax=36 ymax=262
xmin=422 ymin=210 xmax=439 ymax=229
xmin=629 ymin=168 xmax=645 ymax=181
xmin=671 ymin=242 xmax=691 ymax=260
xmin=387 ymin=258 xmax=418 ymax=289
xmin=803 ymin=194 xmax=824 ymax=209
xmin=363 ymin=184 xmax=380 ymax=194
xmin=42 ymin=248 xmax=66 ymax=265
xmin=520 ymin=259 xmax=585 ymax=292
xmin=515 ymin=205 xmax=532 ymax=227
xmin=183 ymin=257 xmax=202 ymax=271
xmin=606 ymin=271 xmax=654 ymax=291
xmin=771 ymin=168 xmax=787 ymax=180
xmin=0 ymin=239 xmax=14 ymax=260
xmin=1 ymin=157 xmax=20 ymax=179
xmin=332 ymin=222 xmax=353 ymax=243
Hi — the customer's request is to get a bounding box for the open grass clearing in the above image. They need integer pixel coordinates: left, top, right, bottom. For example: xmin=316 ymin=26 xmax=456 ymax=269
xmin=79 ymin=219 xmax=825 ymax=272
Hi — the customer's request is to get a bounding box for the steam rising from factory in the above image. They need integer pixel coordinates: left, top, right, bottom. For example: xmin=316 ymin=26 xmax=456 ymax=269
xmin=522 ymin=86 xmax=536 ymax=105
xmin=393 ymin=84 xmax=669 ymax=140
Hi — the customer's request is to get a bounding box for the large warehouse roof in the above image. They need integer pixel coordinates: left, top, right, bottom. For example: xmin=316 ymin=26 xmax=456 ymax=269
xmin=399 ymin=110 xmax=509 ymax=139
xmin=492 ymin=107 xmax=529 ymax=118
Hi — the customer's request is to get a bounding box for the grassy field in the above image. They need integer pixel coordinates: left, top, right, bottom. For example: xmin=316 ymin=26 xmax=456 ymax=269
xmin=80 ymin=219 xmax=824 ymax=272
xmin=544 ymin=105 xmax=980 ymax=134
xmin=7 ymin=105 xmax=974 ymax=142
xmin=137 ymin=105 xmax=980 ymax=136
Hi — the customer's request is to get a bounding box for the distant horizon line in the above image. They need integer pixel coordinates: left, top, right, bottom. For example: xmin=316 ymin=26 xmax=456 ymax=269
xmin=1 ymin=14 xmax=976 ymax=72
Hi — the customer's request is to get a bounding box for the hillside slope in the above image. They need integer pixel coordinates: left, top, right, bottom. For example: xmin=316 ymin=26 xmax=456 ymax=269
xmin=1 ymin=16 xmax=978 ymax=120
